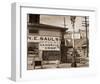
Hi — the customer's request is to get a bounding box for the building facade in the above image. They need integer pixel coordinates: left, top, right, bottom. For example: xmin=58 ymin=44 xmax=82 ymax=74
xmin=27 ymin=14 xmax=68 ymax=69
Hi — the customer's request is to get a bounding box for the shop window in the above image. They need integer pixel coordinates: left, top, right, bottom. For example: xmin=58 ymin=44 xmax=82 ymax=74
xmin=42 ymin=51 xmax=61 ymax=61
xmin=27 ymin=43 xmax=39 ymax=56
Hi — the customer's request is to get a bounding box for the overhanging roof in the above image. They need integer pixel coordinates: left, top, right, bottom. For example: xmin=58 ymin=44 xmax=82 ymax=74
xmin=28 ymin=23 xmax=68 ymax=31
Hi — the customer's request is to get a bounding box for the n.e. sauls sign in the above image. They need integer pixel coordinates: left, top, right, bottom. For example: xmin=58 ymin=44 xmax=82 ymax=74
xmin=28 ymin=35 xmax=61 ymax=51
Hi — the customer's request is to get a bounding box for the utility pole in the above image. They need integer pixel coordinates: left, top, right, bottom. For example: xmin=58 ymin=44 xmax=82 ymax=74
xmin=84 ymin=16 xmax=89 ymax=57
xmin=70 ymin=16 xmax=77 ymax=67
xmin=60 ymin=16 xmax=67 ymax=63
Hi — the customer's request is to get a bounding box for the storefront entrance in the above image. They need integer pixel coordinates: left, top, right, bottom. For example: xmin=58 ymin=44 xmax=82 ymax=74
xmin=27 ymin=42 xmax=42 ymax=69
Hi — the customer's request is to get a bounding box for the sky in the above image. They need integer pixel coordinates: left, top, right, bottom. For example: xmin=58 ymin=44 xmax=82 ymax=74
xmin=40 ymin=15 xmax=87 ymax=32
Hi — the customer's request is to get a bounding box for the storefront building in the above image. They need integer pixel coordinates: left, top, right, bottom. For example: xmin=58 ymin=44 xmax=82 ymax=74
xmin=27 ymin=14 xmax=68 ymax=69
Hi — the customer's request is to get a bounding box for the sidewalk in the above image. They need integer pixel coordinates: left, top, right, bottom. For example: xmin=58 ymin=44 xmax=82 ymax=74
xmin=35 ymin=63 xmax=89 ymax=69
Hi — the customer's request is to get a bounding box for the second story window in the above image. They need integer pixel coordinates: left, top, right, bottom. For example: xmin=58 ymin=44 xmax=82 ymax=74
xmin=29 ymin=29 xmax=39 ymax=34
